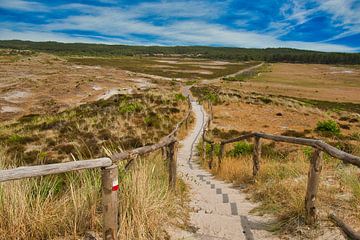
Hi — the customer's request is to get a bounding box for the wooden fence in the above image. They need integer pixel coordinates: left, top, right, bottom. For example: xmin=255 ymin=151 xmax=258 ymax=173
xmin=201 ymin=111 xmax=360 ymax=238
xmin=0 ymin=96 xmax=192 ymax=240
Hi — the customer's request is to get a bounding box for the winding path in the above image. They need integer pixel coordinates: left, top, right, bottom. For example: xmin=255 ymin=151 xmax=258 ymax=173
xmin=172 ymin=91 xmax=275 ymax=240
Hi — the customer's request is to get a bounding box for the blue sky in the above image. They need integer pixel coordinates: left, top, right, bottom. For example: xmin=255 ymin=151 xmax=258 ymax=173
xmin=0 ymin=0 xmax=359 ymax=52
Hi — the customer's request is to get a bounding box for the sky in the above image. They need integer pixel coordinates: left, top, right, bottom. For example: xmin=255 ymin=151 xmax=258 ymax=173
xmin=0 ymin=0 xmax=359 ymax=52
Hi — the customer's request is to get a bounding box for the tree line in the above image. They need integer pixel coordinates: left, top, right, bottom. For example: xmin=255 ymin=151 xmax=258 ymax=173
xmin=1 ymin=40 xmax=359 ymax=64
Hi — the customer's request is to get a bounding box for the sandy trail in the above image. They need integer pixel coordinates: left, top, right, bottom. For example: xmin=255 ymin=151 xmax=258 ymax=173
xmin=172 ymin=89 xmax=275 ymax=239
xmin=202 ymin=62 xmax=264 ymax=85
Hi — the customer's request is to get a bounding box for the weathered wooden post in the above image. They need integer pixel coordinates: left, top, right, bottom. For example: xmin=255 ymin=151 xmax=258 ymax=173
xmin=168 ymin=141 xmax=177 ymax=190
xmin=208 ymin=143 xmax=214 ymax=169
xmin=102 ymin=164 xmax=119 ymax=240
xmin=161 ymin=147 xmax=167 ymax=160
xmin=202 ymin=130 xmax=206 ymax=161
xmin=305 ymin=149 xmax=323 ymax=225
xmin=252 ymin=136 xmax=261 ymax=177
xmin=218 ymin=143 xmax=225 ymax=168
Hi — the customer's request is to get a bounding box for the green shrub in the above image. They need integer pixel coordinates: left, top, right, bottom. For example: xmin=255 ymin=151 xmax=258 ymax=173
xmin=302 ymin=146 xmax=313 ymax=159
xmin=119 ymin=101 xmax=143 ymax=114
xmin=315 ymin=120 xmax=340 ymax=135
xmin=204 ymin=93 xmax=221 ymax=105
xmin=227 ymin=141 xmax=253 ymax=157
xmin=174 ymin=93 xmax=186 ymax=102
xmin=205 ymin=143 xmax=221 ymax=157
xmin=144 ymin=113 xmax=161 ymax=127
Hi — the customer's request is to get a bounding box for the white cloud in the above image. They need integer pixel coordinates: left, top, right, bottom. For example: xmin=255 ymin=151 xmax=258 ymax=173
xmin=267 ymin=1 xmax=317 ymax=36
xmin=316 ymin=0 xmax=360 ymax=41
xmin=133 ymin=1 xmax=228 ymax=19
xmin=0 ymin=0 xmax=357 ymax=52
xmin=0 ymin=0 xmax=48 ymax=12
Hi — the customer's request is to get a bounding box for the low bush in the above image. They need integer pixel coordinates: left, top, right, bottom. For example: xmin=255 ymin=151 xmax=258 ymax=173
xmin=144 ymin=112 xmax=161 ymax=128
xmin=174 ymin=93 xmax=186 ymax=101
xmin=118 ymin=101 xmax=143 ymax=114
xmin=315 ymin=120 xmax=340 ymax=136
xmin=227 ymin=141 xmax=253 ymax=157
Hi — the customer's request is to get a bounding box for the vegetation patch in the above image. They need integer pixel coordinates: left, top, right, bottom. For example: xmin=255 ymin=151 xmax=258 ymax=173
xmin=0 ymin=152 xmax=189 ymax=239
xmin=227 ymin=141 xmax=253 ymax=157
xmin=190 ymin=86 xmax=222 ymax=105
xmin=315 ymin=120 xmax=341 ymax=136
xmin=295 ymin=98 xmax=360 ymax=114
xmin=0 ymin=93 xmax=185 ymax=165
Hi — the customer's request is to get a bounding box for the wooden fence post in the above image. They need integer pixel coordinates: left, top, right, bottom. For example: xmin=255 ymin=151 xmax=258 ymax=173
xmin=102 ymin=164 xmax=119 ymax=240
xmin=305 ymin=149 xmax=323 ymax=225
xmin=208 ymin=143 xmax=214 ymax=169
xmin=218 ymin=143 xmax=225 ymax=168
xmin=207 ymin=117 xmax=211 ymax=130
xmin=202 ymin=130 xmax=206 ymax=161
xmin=252 ymin=136 xmax=261 ymax=177
xmin=161 ymin=147 xmax=167 ymax=160
xmin=168 ymin=141 xmax=177 ymax=190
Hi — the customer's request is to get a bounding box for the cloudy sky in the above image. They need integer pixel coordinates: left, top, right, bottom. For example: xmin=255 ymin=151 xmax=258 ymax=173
xmin=0 ymin=0 xmax=359 ymax=52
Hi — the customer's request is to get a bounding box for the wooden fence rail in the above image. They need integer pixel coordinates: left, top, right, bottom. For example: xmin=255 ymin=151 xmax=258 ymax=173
xmin=0 ymin=158 xmax=112 ymax=183
xmin=0 ymin=95 xmax=192 ymax=240
xmin=201 ymin=117 xmax=360 ymax=237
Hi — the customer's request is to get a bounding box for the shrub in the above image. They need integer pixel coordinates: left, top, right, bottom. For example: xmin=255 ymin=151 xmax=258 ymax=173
xmin=205 ymin=143 xmax=221 ymax=157
xmin=204 ymin=93 xmax=221 ymax=105
xmin=227 ymin=141 xmax=253 ymax=157
xmin=174 ymin=93 xmax=186 ymax=102
xmin=119 ymin=101 xmax=143 ymax=114
xmin=315 ymin=120 xmax=340 ymax=135
xmin=144 ymin=113 xmax=161 ymax=128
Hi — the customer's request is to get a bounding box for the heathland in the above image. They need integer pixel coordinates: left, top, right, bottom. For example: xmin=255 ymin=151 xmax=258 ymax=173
xmin=0 ymin=42 xmax=359 ymax=239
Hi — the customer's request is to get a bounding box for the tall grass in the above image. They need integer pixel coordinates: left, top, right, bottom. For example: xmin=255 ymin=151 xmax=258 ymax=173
xmin=201 ymin=143 xmax=360 ymax=235
xmin=0 ymin=151 xmax=188 ymax=239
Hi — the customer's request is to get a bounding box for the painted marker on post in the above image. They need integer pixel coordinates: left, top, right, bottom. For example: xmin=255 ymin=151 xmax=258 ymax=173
xmin=112 ymin=179 xmax=119 ymax=191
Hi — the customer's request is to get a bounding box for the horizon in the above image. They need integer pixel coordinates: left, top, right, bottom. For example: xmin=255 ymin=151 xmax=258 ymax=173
xmin=2 ymin=39 xmax=360 ymax=54
xmin=0 ymin=0 xmax=359 ymax=53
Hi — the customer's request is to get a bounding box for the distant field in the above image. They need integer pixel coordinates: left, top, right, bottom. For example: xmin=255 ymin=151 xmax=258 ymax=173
xmin=233 ymin=63 xmax=360 ymax=103
xmin=0 ymin=52 xmax=179 ymax=120
xmin=68 ymin=56 xmax=260 ymax=80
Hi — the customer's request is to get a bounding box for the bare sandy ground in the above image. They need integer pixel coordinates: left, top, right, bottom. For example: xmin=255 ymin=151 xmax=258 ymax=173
xmin=0 ymin=53 xmax=164 ymax=120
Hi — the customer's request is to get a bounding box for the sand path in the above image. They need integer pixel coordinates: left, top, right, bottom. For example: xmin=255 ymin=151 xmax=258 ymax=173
xmin=171 ymin=89 xmax=275 ymax=239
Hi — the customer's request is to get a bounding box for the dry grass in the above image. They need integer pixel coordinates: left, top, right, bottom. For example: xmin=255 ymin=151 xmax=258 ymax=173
xmin=227 ymin=63 xmax=360 ymax=103
xmin=0 ymin=92 xmax=188 ymax=165
xmin=194 ymin=84 xmax=360 ymax=237
xmin=118 ymin=154 xmax=189 ymax=239
xmin=0 ymin=151 xmax=189 ymax=239
xmin=68 ymin=56 xmax=260 ymax=80
xmin=199 ymin=140 xmax=360 ymax=237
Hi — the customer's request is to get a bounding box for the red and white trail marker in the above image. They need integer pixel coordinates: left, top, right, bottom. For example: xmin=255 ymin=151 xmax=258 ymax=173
xmin=112 ymin=179 xmax=119 ymax=191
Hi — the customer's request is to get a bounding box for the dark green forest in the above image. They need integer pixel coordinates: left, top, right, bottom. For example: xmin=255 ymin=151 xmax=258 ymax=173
xmin=1 ymin=40 xmax=360 ymax=64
